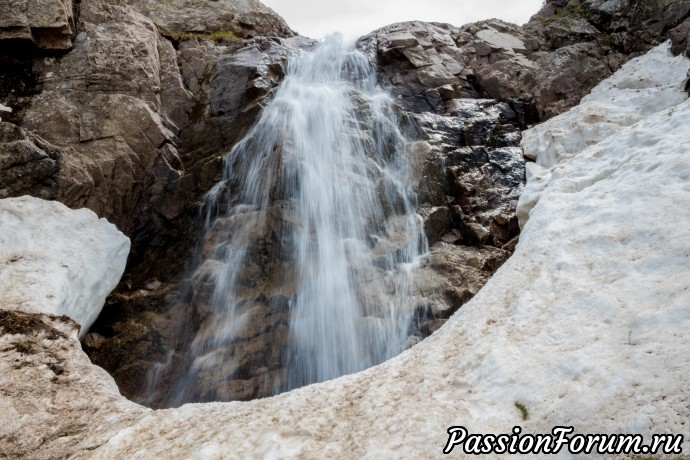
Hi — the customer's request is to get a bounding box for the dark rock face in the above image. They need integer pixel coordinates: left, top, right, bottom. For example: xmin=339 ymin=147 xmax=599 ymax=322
xmin=0 ymin=122 xmax=60 ymax=199
xmin=174 ymin=36 xmax=312 ymax=203
xmin=391 ymin=99 xmax=524 ymax=339
xmin=357 ymin=21 xmax=541 ymax=117
xmin=359 ymin=0 xmax=690 ymax=121
xmin=526 ymin=0 xmax=690 ymax=116
xmin=670 ymin=17 xmax=690 ymax=56
xmin=408 ymin=102 xmax=524 ymax=250
xmin=0 ymin=0 xmax=75 ymax=51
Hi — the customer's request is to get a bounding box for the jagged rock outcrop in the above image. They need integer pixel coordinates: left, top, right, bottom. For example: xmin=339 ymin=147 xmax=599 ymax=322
xmin=0 ymin=0 xmax=75 ymax=51
xmin=359 ymin=0 xmax=690 ymax=120
xmin=408 ymin=102 xmax=523 ymax=246
xmin=399 ymin=100 xmax=524 ymax=329
xmin=0 ymin=122 xmax=60 ymax=199
xmin=123 ymin=0 xmax=294 ymax=39
xmin=357 ymin=21 xmax=543 ymax=116
xmin=357 ymin=19 xmax=620 ymax=120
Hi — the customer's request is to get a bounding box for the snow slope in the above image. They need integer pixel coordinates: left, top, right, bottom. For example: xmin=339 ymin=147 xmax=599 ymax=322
xmin=517 ymin=42 xmax=690 ymax=226
xmin=1 ymin=42 xmax=689 ymax=459
xmin=0 ymin=196 xmax=130 ymax=337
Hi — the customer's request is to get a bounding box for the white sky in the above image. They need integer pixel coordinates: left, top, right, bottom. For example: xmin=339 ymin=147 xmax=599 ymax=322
xmin=261 ymin=0 xmax=544 ymax=41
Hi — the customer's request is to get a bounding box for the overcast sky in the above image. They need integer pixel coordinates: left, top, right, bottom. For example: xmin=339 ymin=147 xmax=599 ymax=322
xmin=261 ymin=0 xmax=544 ymax=41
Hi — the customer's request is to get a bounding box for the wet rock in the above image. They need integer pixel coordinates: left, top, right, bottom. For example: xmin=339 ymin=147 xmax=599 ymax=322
xmin=409 ymin=100 xmax=525 ymax=249
xmin=410 ymin=122 xmax=522 ymax=326
xmin=176 ymin=36 xmax=305 ymax=199
xmin=419 ymin=207 xmax=452 ymax=246
xmin=407 ymin=243 xmax=511 ymax=336
xmin=357 ymin=22 xmax=540 ymax=342
xmin=84 ymin=283 xmax=181 ymax=402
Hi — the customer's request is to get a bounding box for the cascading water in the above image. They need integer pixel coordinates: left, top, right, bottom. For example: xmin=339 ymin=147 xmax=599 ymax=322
xmin=161 ymin=36 xmax=428 ymax=404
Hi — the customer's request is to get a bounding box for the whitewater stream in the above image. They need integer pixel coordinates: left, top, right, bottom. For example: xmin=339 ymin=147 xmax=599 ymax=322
xmin=156 ymin=36 xmax=429 ymax=404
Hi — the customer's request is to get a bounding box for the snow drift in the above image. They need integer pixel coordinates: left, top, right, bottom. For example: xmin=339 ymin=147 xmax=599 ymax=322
xmin=0 ymin=196 xmax=130 ymax=337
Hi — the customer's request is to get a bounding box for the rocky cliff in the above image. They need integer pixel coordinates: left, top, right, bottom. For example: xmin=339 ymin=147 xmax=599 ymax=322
xmin=358 ymin=0 xmax=690 ymax=120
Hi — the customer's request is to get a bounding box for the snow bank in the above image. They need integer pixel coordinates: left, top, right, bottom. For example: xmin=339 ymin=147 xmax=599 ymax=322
xmin=4 ymin=43 xmax=690 ymax=459
xmin=0 ymin=102 xmax=10 ymax=122
xmin=0 ymin=196 xmax=130 ymax=337
xmin=517 ymin=41 xmax=690 ymax=227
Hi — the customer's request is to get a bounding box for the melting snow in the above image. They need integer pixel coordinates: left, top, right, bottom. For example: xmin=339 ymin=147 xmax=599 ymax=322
xmin=0 ymin=197 xmax=130 ymax=337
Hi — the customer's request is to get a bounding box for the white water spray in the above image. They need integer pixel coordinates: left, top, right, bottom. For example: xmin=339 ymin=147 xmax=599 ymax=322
xmin=179 ymin=35 xmax=428 ymax=399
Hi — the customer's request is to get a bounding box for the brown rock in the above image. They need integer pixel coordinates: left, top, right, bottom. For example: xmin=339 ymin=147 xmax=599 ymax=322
xmin=670 ymin=17 xmax=690 ymax=56
xmin=0 ymin=122 xmax=61 ymax=199
xmin=0 ymin=0 xmax=75 ymax=50
xmin=123 ymin=0 xmax=294 ymax=39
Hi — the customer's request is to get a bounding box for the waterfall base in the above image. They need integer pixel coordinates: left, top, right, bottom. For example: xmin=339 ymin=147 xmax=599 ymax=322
xmin=84 ymin=38 xmax=526 ymax=408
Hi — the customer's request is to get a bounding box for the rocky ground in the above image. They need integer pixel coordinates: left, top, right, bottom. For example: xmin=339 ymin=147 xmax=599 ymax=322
xmin=1 ymin=0 xmax=689 ymax=412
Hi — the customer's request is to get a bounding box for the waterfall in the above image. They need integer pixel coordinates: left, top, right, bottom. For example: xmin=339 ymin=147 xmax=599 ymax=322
xmin=169 ymin=35 xmax=428 ymax=403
